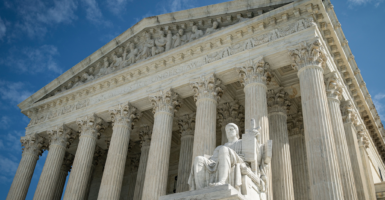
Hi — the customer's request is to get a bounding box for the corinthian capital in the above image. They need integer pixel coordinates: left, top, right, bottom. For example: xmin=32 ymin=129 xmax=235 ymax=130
xmin=139 ymin=125 xmax=152 ymax=147
xmin=267 ymin=89 xmax=291 ymax=114
xmin=287 ymin=109 xmax=304 ymax=137
xmin=356 ymin=124 xmax=369 ymax=149
xmin=109 ymin=103 xmax=141 ymax=127
xmin=47 ymin=125 xmax=76 ymax=149
xmin=21 ymin=133 xmax=45 ymax=157
xmin=76 ymin=114 xmax=108 ymax=138
xmin=190 ymin=73 xmax=224 ymax=102
xmin=236 ymin=58 xmax=271 ymax=86
xmin=178 ymin=113 xmax=196 ymax=138
xmin=61 ymin=152 xmax=74 ymax=172
xmin=288 ymin=38 xmax=327 ymax=71
xmin=325 ymin=73 xmax=342 ymax=102
xmin=149 ymin=89 xmax=181 ymax=114
xmin=217 ymin=101 xmax=244 ymax=132
xmin=341 ymin=101 xmax=358 ymax=124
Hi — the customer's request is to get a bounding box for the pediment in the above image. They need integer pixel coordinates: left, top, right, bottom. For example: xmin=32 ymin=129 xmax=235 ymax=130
xmin=18 ymin=0 xmax=293 ymax=111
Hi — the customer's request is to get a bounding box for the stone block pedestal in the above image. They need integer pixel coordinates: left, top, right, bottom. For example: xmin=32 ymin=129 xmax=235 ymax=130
xmin=160 ymin=184 xmax=263 ymax=200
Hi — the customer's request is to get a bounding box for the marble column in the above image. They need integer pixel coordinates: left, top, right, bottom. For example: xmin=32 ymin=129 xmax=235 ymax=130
xmin=6 ymin=134 xmax=44 ymax=200
xmin=267 ymin=89 xmax=295 ymax=200
xmin=217 ymin=100 xmax=244 ymax=145
xmin=133 ymin=125 xmax=152 ymax=200
xmin=64 ymin=114 xmax=107 ymax=200
xmin=191 ymin=73 xmax=223 ymax=159
xmin=341 ymin=101 xmax=370 ymax=200
xmin=141 ymin=89 xmax=181 ymax=200
xmin=356 ymin=124 xmax=377 ymax=200
xmin=288 ymin=39 xmax=344 ymax=200
xmin=325 ymin=74 xmax=358 ymax=200
xmin=287 ymin=111 xmax=310 ymax=200
xmin=176 ymin=113 xmax=195 ymax=192
xmin=98 ymin=103 xmax=141 ymax=200
xmin=53 ymin=153 xmax=74 ymax=200
xmin=85 ymin=147 xmax=103 ymax=200
xmin=87 ymin=153 xmax=107 ymax=200
xmin=124 ymin=156 xmax=139 ymax=200
xmin=34 ymin=125 xmax=75 ymax=200
xmin=236 ymin=58 xmax=271 ymax=199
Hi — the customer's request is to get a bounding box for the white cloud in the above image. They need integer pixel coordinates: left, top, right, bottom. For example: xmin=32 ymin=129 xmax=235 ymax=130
xmin=1 ymin=45 xmax=62 ymax=75
xmin=0 ymin=17 xmax=6 ymax=40
xmin=348 ymin=0 xmax=383 ymax=6
xmin=0 ymin=155 xmax=19 ymax=182
xmin=373 ymin=93 xmax=385 ymax=121
xmin=0 ymin=116 xmax=11 ymax=129
xmin=106 ymin=0 xmax=132 ymax=15
xmin=0 ymin=81 xmax=33 ymax=105
xmin=82 ymin=0 xmax=111 ymax=26
xmin=14 ymin=0 xmax=78 ymax=38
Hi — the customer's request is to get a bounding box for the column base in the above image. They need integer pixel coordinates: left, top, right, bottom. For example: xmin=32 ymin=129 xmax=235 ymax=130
xmin=160 ymin=184 xmax=265 ymax=200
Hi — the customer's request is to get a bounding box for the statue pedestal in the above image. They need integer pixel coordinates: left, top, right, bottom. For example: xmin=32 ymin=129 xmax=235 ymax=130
xmin=160 ymin=184 xmax=263 ymax=200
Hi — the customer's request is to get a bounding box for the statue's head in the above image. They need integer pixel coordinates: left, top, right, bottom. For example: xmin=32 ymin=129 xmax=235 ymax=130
xmin=213 ymin=21 xmax=218 ymax=28
xmin=178 ymin=29 xmax=184 ymax=35
xmin=225 ymin=123 xmax=239 ymax=139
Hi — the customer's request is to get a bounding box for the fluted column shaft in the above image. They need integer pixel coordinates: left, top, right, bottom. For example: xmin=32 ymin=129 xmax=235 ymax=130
xmin=142 ymin=89 xmax=180 ymax=200
xmin=237 ymin=58 xmax=271 ymax=199
xmin=326 ymin=82 xmax=358 ymax=200
xmin=268 ymin=90 xmax=294 ymax=200
xmin=133 ymin=145 xmax=150 ymax=200
xmin=34 ymin=126 xmax=74 ymax=200
xmin=343 ymin=122 xmax=370 ymax=199
xmin=289 ymin=134 xmax=310 ymax=200
xmin=6 ymin=135 xmax=43 ymax=200
xmin=176 ymin=135 xmax=194 ymax=192
xmin=191 ymin=74 xmax=222 ymax=159
xmin=98 ymin=104 xmax=139 ymax=200
xmin=88 ymin=155 xmax=107 ymax=200
xmin=289 ymin=40 xmax=344 ymax=200
xmin=53 ymin=168 xmax=69 ymax=200
xmin=64 ymin=115 xmax=106 ymax=200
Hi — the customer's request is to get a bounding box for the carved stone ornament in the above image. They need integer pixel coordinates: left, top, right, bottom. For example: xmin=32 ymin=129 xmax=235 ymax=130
xmin=109 ymin=103 xmax=142 ymax=127
xmin=178 ymin=113 xmax=196 ymax=138
xmin=267 ymin=89 xmax=290 ymax=114
xmin=236 ymin=58 xmax=272 ymax=86
xmin=47 ymin=125 xmax=76 ymax=149
xmin=139 ymin=125 xmax=152 ymax=147
xmin=287 ymin=108 xmax=304 ymax=137
xmin=190 ymin=74 xmax=224 ymax=102
xmin=341 ymin=100 xmax=358 ymax=125
xmin=217 ymin=101 xmax=244 ymax=133
xmin=356 ymin=124 xmax=370 ymax=149
xmin=325 ymin=72 xmax=343 ymax=101
xmin=128 ymin=154 xmax=140 ymax=172
xmin=288 ymin=38 xmax=327 ymax=71
xmin=149 ymin=89 xmax=181 ymax=114
xmin=76 ymin=114 xmax=108 ymax=139
xmin=61 ymin=152 xmax=75 ymax=172
xmin=20 ymin=133 xmax=45 ymax=157
xmin=92 ymin=146 xmax=104 ymax=167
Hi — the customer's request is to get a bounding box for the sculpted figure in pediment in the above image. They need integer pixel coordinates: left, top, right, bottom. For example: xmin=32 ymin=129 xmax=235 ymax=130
xmin=173 ymin=29 xmax=188 ymax=48
xmin=189 ymin=25 xmax=203 ymax=42
xmin=111 ymin=52 xmax=123 ymax=70
xmin=96 ymin=57 xmax=113 ymax=77
xmin=124 ymin=43 xmax=138 ymax=66
xmin=205 ymin=21 xmax=219 ymax=35
xmin=166 ymin=30 xmax=173 ymax=51
xmin=139 ymin=32 xmax=156 ymax=60
xmin=155 ymin=30 xmax=167 ymax=55
xmin=72 ymin=76 xmax=83 ymax=88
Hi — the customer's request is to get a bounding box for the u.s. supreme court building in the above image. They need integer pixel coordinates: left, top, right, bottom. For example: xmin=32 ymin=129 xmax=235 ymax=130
xmin=7 ymin=0 xmax=385 ymax=199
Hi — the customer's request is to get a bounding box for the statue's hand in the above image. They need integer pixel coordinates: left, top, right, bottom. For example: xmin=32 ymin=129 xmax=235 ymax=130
xmin=238 ymin=153 xmax=245 ymax=161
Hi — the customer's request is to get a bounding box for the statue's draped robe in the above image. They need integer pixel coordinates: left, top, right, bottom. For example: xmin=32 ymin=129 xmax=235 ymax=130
xmin=188 ymin=140 xmax=245 ymax=190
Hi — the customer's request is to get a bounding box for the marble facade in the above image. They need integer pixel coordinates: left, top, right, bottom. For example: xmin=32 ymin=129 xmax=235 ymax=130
xmin=7 ymin=0 xmax=385 ymax=199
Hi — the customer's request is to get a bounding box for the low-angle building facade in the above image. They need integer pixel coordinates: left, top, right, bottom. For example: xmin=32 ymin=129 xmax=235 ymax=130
xmin=6 ymin=0 xmax=385 ymax=199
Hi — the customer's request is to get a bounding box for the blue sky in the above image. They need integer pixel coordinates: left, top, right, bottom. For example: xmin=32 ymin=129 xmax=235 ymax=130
xmin=0 ymin=0 xmax=384 ymax=199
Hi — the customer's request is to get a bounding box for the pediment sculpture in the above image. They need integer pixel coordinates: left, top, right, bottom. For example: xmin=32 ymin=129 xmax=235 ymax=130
xmin=188 ymin=118 xmax=272 ymax=200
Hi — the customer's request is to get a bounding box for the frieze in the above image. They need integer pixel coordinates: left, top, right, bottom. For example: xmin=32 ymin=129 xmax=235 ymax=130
xmin=27 ymin=17 xmax=316 ymax=127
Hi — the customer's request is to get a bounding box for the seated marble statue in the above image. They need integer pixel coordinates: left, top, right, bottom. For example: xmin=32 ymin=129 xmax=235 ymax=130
xmin=188 ymin=119 xmax=271 ymax=198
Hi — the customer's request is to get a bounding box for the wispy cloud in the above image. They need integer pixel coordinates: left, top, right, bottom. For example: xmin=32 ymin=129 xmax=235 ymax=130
xmin=348 ymin=0 xmax=383 ymax=7
xmin=82 ymin=0 xmax=111 ymax=26
xmin=13 ymin=0 xmax=78 ymax=38
xmin=0 ymin=81 xmax=33 ymax=105
xmin=0 ymin=17 xmax=6 ymax=40
xmin=106 ymin=0 xmax=132 ymax=15
xmin=1 ymin=45 xmax=62 ymax=75
xmin=373 ymin=93 xmax=385 ymax=121
xmin=0 ymin=131 xmax=24 ymax=183
xmin=0 ymin=116 xmax=11 ymax=129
